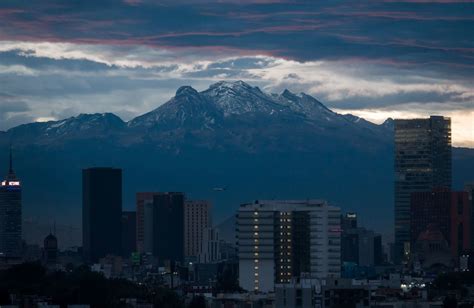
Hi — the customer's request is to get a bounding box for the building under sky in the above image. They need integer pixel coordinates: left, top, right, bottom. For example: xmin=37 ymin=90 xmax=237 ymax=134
xmin=0 ymin=148 xmax=22 ymax=258
xmin=237 ymin=200 xmax=341 ymax=293
xmin=394 ymin=116 xmax=451 ymax=264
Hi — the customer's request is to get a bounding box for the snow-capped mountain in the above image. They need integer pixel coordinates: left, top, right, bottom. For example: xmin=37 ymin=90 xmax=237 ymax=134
xmin=5 ymin=80 xmax=393 ymax=150
xmin=7 ymin=113 xmax=125 ymax=143
xmin=1 ymin=80 xmax=472 ymax=242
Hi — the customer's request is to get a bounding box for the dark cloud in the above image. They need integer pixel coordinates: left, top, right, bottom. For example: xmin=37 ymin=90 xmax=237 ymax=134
xmin=0 ymin=96 xmax=32 ymax=131
xmin=0 ymin=0 xmax=472 ymax=145
xmin=0 ymin=0 xmax=473 ymax=77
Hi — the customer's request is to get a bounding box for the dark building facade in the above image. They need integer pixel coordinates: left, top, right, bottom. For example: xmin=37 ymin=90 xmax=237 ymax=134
xmin=342 ymin=232 xmax=359 ymax=264
xmin=136 ymin=192 xmax=160 ymax=254
xmin=146 ymin=192 xmax=185 ymax=265
xmin=43 ymin=233 xmax=58 ymax=265
xmin=0 ymin=149 xmax=22 ymax=258
xmin=82 ymin=167 xmax=122 ymax=263
xmin=394 ymin=116 xmax=451 ymax=263
xmin=411 ymin=190 xmax=470 ymax=258
xmin=341 ymin=213 xmax=383 ymax=267
xmin=121 ymin=211 xmax=136 ymax=257
xmin=341 ymin=212 xmax=357 ymax=230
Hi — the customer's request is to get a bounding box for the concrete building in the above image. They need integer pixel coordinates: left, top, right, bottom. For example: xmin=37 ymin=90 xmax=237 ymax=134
xmin=184 ymin=200 xmax=211 ymax=259
xmin=342 ymin=227 xmax=383 ymax=268
xmin=237 ymin=200 xmax=341 ymax=293
xmin=275 ymin=277 xmax=373 ymax=308
xmin=198 ymin=227 xmax=221 ymax=263
xmin=394 ymin=116 xmax=451 ymax=263
xmin=0 ymin=148 xmax=22 ymax=258
xmin=82 ymin=168 xmax=122 ymax=263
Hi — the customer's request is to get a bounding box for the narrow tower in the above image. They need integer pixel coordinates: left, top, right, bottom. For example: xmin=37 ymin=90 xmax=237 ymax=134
xmin=0 ymin=146 xmax=22 ymax=258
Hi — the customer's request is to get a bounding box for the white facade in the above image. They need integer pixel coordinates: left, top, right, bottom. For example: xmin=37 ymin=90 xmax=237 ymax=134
xmin=237 ymin=200 xmax=341 ymax=293
xmin=310 ymin=207 xmax=341 ymax=278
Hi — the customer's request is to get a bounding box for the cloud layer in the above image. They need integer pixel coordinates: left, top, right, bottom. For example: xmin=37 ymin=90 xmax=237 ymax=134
xmin=0 ymin=0 xmax=472 ymax=146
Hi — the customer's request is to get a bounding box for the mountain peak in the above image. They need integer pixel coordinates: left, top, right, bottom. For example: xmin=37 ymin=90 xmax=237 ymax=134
xmin=207 ymin=80 xmax=260 ymax=94
xmin=381 ymin=118 xmax=394 ymax=129
xmin=281 ymin=89 xmax=297 ymax=99
xmin=175 ymin=85 xmax=199 ymax=97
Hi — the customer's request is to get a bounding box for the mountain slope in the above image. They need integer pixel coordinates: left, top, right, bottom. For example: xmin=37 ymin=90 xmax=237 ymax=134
xmin=0 ymin=80 xmax=472 ymax=247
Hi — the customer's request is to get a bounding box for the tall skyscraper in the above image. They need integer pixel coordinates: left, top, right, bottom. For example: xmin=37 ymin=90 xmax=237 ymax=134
xmin=82 ymin=167 xmax=122 ymax=263
xmin=139 ymin=192 xmax=185 ymax=264
xmin=136 ymin=192 xmax=157 ymax=254
xmin=394 ymin=116 xmax=451 ymax=263
xmin=0 ymin=148 xmax=22 ymax=258
xmin=184 ymin=200 xmax=211 ymax=259
xmin=237 ymin=200 xmax=341 ymax=292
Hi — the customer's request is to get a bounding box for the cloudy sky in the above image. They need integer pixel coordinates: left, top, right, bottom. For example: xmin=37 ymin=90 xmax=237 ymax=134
xmin=0 ymin=0 xmax=473 ymax=146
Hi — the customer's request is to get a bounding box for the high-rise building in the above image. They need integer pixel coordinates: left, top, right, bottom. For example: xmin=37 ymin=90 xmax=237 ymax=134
xmin=411 ymin=189 xmax=470 ymax=258
xmin=465 ymin=183 xmax=474 ymax=251
xmin=394 ymin=116 xmax=451 ymax=263
xmin=136 ymin=192 xmax=158 ymax=254
xmin=82 ymin=167 xmax=122 ymax=263
xmin=121 ymin=211 xmax=136 ymax=257
xmin=140 ymin=192 xmax=185 ymax=264
xmin=184 ymin=200 xmax=211 ymax=259
xmin=0 ymin=148 xmax=22 ymax=258
xmin=341 ymin=212 xmax=357 ymax=230
xmin=237 ymin=200 xmax=341 ymax=293
xmin=340 ymin=213 xmax=383 ymax=268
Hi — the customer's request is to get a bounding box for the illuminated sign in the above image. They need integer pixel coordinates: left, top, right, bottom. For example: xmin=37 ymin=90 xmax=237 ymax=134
xmin=1 ymin=181 xmax=20 ymax=187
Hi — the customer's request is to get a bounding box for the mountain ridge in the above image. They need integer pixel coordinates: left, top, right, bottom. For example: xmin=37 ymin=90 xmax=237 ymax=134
xmin=0 ymin=80 xmax=472 ymax=247
xmin=4 ymin=80 xmax=393 ymax=150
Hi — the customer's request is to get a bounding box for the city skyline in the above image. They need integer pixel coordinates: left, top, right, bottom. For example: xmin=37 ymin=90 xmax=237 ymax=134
xmin=0 ymin=1 xmax=473 ymax=147
xmin=1 ymin=1 xmax=474 ymax=306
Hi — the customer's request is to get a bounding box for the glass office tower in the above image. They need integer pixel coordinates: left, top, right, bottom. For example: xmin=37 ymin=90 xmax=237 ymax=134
xmin=394 ymin=116 xmax=451 ymax=264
